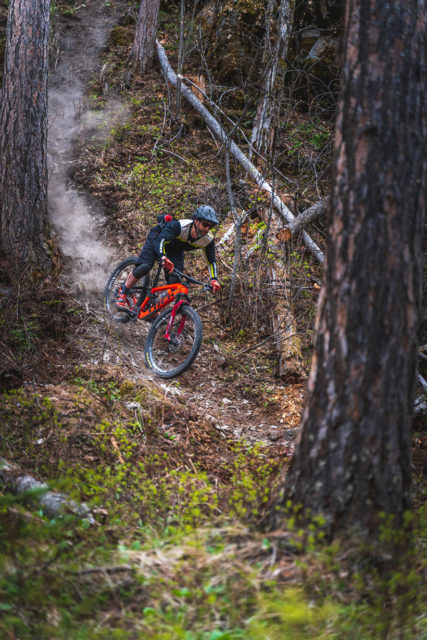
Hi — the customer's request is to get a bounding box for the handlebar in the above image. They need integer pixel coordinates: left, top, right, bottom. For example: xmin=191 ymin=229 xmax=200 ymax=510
xmin=156 ymin=259 xmax=212 ymax=290
xmin=173 ymin=268 xmax=211 ymax=289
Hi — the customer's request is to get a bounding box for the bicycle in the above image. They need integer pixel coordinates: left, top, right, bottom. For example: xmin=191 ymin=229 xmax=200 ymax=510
xmin=104 ymin=257 xmax=211 ymax=378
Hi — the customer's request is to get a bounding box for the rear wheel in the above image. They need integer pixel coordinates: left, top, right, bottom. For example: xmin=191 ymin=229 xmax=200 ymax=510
xmin=144 ymin=305 xmax=202 ymax=378
xmin=104 ymin=257 xmax=147 ymax=316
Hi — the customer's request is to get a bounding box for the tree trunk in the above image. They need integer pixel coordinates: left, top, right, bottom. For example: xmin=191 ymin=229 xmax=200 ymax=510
xmin=258 ymin=205 xmax=304 ymax=380
xmin=273 ymin=0 xmax=426 ymax=538
xmin=269 ymin=264 xmax=304 ymax=380
xmin=131 ymin=0 xmax=160 ymax=74
xmin=0 ymin=0 xmax=52 ymax=272
xmin=250 ymin=0 xmax=293 ymax=159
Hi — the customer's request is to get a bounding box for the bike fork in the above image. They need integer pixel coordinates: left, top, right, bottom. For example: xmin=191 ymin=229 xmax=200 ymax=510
xmin=164 ymin=301 xmax=187 ymax=342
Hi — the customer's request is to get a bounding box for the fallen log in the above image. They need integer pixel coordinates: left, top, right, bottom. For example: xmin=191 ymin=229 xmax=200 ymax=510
xmin=156 ymin=41 xmax=324 ymax=264
xmin=0 ymin=457 xmax=96 ymax=524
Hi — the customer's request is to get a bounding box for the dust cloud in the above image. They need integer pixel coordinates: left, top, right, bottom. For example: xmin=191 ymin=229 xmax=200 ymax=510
xmin=48 ymin=16 xmax=127 ymax=293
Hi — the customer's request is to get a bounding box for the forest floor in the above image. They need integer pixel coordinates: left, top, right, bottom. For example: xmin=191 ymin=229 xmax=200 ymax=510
xmin=0 ymin=0 xmax=426 ymax=637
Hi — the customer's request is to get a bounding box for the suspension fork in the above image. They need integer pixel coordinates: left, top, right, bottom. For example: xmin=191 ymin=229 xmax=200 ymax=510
xmin=164 ymin=300 xmax=188 ymax=342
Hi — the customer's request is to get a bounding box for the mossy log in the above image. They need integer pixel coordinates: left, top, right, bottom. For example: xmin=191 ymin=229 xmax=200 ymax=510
xmin=0 ymin=457 xmax=96 ymax=524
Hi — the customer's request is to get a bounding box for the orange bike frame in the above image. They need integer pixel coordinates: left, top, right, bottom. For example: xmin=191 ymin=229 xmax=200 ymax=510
xmin=137 ymin=282 xmax=189 ymax=320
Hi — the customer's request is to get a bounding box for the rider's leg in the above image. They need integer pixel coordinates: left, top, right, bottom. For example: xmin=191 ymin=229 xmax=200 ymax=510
xmin=116 ymin=242 xmax=156 ymax=311
xmin=122 ymin=240 xmax=157 ymax=292
xmin=124 ymin=271 xmax=139 ymax=289
xmin=117 ymin=266 xmax=148 ymax=310
xmin=117 ymin=264 xmax=150 ymax=311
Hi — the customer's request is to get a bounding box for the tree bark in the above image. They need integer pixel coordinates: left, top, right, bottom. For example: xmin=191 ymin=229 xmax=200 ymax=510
xmin=0 ymin=0 xmax=52 ymax=272
xmin=273 ymin=0 xmax=426 ymax=538
xmin=131 ymin=0 xmax=160 ymax=74
xmin=156 ymin=40 xmax=324 ymax=264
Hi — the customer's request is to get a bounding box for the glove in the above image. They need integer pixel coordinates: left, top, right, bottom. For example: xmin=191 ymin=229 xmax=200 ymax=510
xmin=162 ymin=256 xmax=174 ymax=273
xmin=210 ymin=279 xmax=221 ymax=292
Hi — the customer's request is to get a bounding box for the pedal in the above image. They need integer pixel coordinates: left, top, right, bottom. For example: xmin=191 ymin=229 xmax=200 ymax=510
xmin=114 ymin=314 xmax=131 ymax=324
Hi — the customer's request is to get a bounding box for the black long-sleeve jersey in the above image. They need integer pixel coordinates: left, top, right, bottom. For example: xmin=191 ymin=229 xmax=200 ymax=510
xmin=153 ymin=219 xmax=218 ymax=279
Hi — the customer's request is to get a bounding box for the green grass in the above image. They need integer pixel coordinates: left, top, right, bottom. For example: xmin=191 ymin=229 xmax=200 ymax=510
xmin=1 ymin=394 xmax=425 ymax=640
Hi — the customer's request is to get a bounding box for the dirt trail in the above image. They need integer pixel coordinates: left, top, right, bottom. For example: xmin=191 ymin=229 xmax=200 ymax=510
xmin=46 ymin=1 xmax=303 ymax=451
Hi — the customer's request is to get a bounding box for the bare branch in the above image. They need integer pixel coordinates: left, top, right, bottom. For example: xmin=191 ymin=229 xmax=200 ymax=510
xmin=276 ymin=196 xmax=330 ymax=242
xmin=418 ymin=373 xmax=427 ymax=395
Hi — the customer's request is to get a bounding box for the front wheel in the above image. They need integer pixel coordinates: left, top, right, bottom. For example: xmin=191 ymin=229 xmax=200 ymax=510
xmin=144 ymin=305 xmax=203 ymax=378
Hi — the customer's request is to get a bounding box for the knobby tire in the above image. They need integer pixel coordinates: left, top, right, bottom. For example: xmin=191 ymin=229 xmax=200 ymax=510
xmin=104 ymin=257 xmax=141 ymax=316
xmin=144 ymin=305 xmax=203 ymax=378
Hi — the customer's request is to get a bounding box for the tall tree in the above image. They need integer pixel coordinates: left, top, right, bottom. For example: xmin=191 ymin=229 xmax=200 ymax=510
xmin=250 ymin=0 xmax=293 ymax=159
xmin=131 ymin=0 xmax=160 ymax=74
xmin=0 ymin=0 xmax=52 ymax=271
xmin=272 ymin=0 xmax=426 ymax=538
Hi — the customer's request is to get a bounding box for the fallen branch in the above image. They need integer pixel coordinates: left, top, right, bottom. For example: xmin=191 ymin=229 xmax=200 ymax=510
xmin=217 ymin=221 xmax=236 ymax=246
xmin=77 ymin=565 xmax=133 ymax=575
xmin=234 ymin=331 xmax=303 ymax=358
xmin=418 ymin=373 xmax=427 ymax=395
xmin=155 ymin=147 xmax=191 ymax=165
xmin=156 ymin=41 xmax=324 ymax=264
xmin=0 ymin=457 xmax=96 ymax=524
xmin=414 ymin=374 xmax=427 ymax=417
xmin=276 ymin=196 xmax=330 ymax=241
xmin=414 ymin=396 xmax=427 ymax=416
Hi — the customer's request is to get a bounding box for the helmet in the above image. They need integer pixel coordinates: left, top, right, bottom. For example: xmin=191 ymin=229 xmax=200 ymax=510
xmin=193 ymin=205 xmax=219 ymax=226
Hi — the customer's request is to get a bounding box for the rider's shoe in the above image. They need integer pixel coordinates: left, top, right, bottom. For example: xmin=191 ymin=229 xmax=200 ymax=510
xmin=116 ymin=285 xmax=131 ymax=311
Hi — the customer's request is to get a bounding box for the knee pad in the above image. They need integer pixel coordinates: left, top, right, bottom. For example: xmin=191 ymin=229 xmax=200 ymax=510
xmin=132 ymin=263 xmax=150 ymax=279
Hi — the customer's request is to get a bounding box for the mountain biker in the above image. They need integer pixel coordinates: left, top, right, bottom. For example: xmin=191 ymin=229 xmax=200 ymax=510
xmin=116 ymin=205 xmax=221 ymax=311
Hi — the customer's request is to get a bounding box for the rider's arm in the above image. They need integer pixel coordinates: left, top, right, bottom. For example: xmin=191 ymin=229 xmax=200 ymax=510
xmin=154 ymin=220 xmax=181 ymax=258
xmin=205 ymin=241 xmax=218 ymax=280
